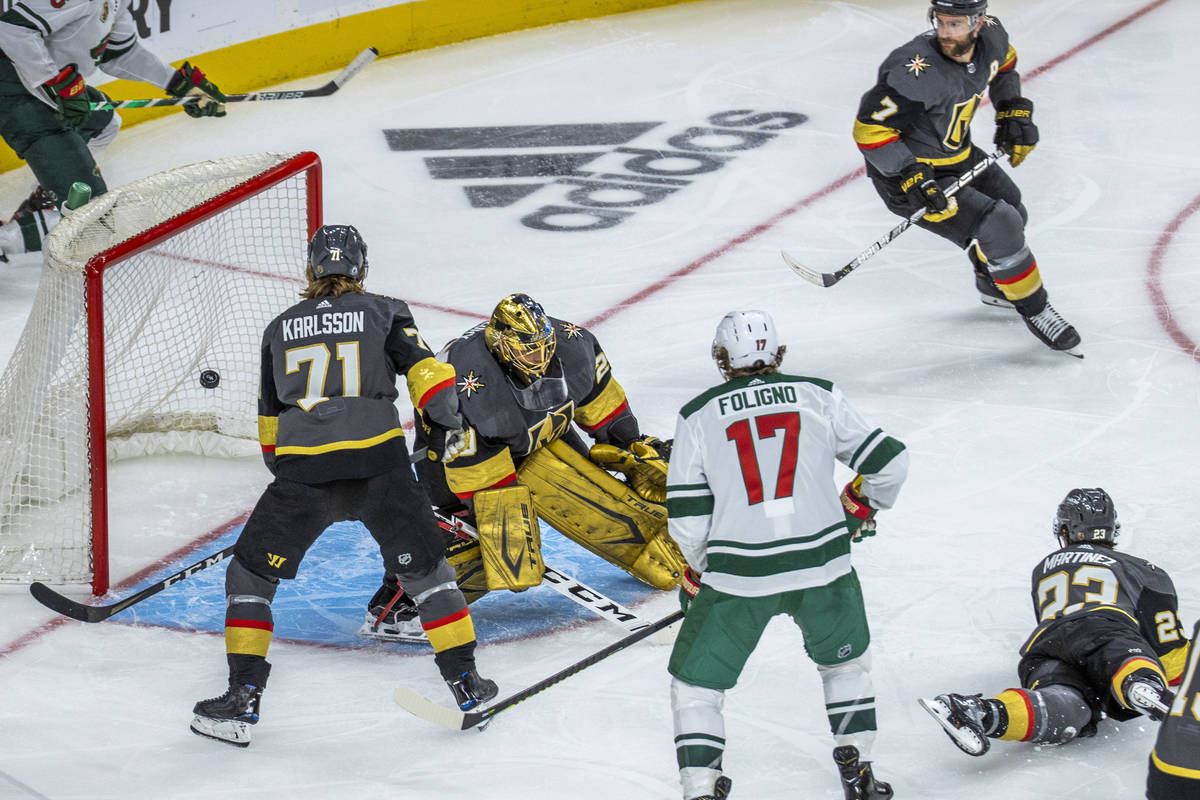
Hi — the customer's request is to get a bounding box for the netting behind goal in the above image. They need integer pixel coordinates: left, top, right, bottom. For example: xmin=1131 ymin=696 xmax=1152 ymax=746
xmin=0 ymin=152 xmax=322 ymax=594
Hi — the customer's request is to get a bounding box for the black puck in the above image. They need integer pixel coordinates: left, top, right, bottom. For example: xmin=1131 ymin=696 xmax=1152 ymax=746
xmin=199 ymin=369 xmax=220 ymax=389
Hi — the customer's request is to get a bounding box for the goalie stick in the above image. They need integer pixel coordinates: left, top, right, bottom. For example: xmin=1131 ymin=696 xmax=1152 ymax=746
xmin=88 ymin=47 xmax=379 ymax=111
xmin=783 ymin=149 xmax=1005 ymax=287
xmin=393 ymin=608 xmax=684 ymax=731
xmin=29 ymin=545 xmax=235 ymax=623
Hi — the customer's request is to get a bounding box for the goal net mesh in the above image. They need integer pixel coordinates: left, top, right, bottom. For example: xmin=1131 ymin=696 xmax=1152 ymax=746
xmin=0 ymin=152 xmax=318 ymax=589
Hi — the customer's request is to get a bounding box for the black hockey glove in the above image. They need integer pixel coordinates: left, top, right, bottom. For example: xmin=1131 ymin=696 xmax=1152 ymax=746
xmin=897 ymin=162 xmax=956 ymax=222
xmin=41 ymin=64 xmax=90 ymax=129
xmin=166 ymin=63 xmax=227 ymax=118
xmin=994 ymin=97 xmax=1038 ymax=167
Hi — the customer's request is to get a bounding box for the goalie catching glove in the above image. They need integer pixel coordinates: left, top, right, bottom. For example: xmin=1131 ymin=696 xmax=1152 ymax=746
xmin=589 ymin=436 xmax=671 ymax=503
xmin=994 ymin=97 xmax=1038 ymax=167
xmin=840 ymin=476 xmax=878 ymax=542
xmin=166 ymin=63 xmax=227 ymax=118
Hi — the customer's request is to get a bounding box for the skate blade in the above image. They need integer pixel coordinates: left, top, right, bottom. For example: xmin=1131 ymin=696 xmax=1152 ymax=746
xmin=917 ymin=697 xmax=989 ymax=756
xmin=190 ymin=715 xmax=251 ymax=747
xmin=978 ymin=294 xmax=1014 ymax=309
xmin=357 ymin=620 xmax=428 ymax=643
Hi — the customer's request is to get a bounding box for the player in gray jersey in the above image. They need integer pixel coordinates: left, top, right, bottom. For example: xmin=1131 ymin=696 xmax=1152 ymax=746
xmin=853 ymin=0 xmax=1079 ymax=354
xmin=190 ymin=225 xmax=494 ymax=747
xmin=921 ymin=488 xmax=1190 ymax=758
xmin=666 ymin=310 xmax=907 ymax=800
xmin=1147 ymin=618 xmax=1200 ymax=800
xmin=0 ymin=0 xmax=225 ymax=260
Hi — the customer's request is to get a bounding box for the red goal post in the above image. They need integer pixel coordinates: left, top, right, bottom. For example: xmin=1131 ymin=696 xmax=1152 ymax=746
xmin=0 ymin=151 xmax=322 ymax=595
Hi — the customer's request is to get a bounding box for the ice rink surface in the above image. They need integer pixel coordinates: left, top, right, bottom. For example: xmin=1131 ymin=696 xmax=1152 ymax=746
xmin=1 ymin=0 xmax=1198 ymax=797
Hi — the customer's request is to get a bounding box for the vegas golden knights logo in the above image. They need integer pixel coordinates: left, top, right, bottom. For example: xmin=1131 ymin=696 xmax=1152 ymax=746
xmin=525 ymin=403 xmax=574 ymax=454
xmin=266 ymin=553 xmax=288 ymax=569
xmin=943 ymin=92 xmax=984 ymax=150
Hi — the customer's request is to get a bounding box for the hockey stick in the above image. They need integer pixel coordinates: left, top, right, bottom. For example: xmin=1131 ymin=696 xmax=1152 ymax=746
xmin=431 ymin=510 xmax=654 ymax=634
xmin=88 ymin=47 xmax=379 ymax=111
xmin=28 ymin=545 xmax=236 ymax=623
xmin=782 ymin=149 xmax=1006 ymax=287
xmin=393 ymin=608 xmax=684 ymax=730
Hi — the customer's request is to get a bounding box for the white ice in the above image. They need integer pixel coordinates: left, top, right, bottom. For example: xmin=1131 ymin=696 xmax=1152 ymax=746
xmin=1 ymin=0 xmax=1198 ymax=797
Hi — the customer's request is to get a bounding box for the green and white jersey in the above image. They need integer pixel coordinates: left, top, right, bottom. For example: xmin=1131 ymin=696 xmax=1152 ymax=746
xmin=0 ymin=0 xmax=174 ymax=102
xmin=666 ymin=372 xmax=907 ymax=598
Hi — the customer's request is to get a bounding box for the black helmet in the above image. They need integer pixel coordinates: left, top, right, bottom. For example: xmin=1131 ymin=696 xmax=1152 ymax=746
xmin=930 ymin=0 xmax=987 ymax=15
xmin=1053 ymin=488 xmax=1119 ymax=547
xmin=308 ymin=224 xmax=367 ymax=281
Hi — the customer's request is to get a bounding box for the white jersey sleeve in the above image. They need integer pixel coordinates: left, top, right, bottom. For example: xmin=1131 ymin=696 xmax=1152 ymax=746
xmin=666 ymin=373 xmax=907 ymax=597
xmin=0 ymin=0 xmax=172 ymax=100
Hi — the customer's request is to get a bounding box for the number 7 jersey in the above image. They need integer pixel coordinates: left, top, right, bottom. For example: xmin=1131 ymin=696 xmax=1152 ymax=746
xmin=666 ymin=373 xmax=907 ymax=598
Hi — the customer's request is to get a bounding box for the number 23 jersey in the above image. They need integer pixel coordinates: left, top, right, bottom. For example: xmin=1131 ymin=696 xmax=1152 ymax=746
xmin=666 ymin=372 xmax=907 ymax=598
xmin=1025 ymin=543 xmax=1190 ymax=681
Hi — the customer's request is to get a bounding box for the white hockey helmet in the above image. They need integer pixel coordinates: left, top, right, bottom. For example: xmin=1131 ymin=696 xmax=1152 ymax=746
xmin=712 ymin=310 xmax=785 ymax=380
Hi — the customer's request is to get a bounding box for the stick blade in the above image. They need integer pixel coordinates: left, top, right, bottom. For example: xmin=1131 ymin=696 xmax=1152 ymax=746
xmin=335 ymin=47 xmax=380 ymax=87
xmin=29 ymin=582 xmax=105 ymax=622
xmin=781 ymin=250 xmax=837 ymax=287
xmin=393 ymin=687 xmax=477 ymax=731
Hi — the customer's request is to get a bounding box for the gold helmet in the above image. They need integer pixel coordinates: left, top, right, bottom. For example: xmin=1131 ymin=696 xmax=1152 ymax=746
xmin=485 ymin=293 xmax=556 ymax=384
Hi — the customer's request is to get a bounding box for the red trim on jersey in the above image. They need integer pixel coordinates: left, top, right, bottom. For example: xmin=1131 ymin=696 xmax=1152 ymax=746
xmin=260 ymin=444 xmax=275 ymax=454
xmin=417 ymin=378 xmax=455 ymax=409
xmin=580 ymin=399 xmax=628 ymax=432
xmin=453 ymin=472 xmax=517 ymax=500
xmin=857 ymin=136 xmax=899 ymax=150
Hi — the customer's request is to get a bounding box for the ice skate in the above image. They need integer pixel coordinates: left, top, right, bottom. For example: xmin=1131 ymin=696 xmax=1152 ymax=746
xmin=1020 ymin=302 xmax=1082 ymax=356
xmin=190 ymin=683 xmax=264 ymax=748
xmin=918 ymin=693 xmax=993 ymax=756
xmin=974 ymin=271 xmax=1014 ymax=309
xmin=8 ymin=185 xmax=58 ymax=223
xmin=361 ymin=584 xmax=426 ymax=641
xmin=688 ymin=775 xmax=732 ymax=800
xmin=1122 ymin=674 xmax=1172 ymax=721
xmin=833 ymin=746 xmax=893 ymax=800
xmin=446 ymin=668 xmax=498 ymax=711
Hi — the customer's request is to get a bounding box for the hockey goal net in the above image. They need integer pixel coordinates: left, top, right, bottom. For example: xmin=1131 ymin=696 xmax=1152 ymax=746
xmin=0 ymin=151 xmax=322 ymax=595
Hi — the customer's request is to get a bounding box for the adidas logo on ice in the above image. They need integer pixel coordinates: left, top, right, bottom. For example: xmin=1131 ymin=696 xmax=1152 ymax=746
xmin=385 ymin=110 xmax=807 ymax=232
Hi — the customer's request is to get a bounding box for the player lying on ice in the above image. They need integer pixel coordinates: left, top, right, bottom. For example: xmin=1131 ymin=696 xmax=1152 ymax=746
xmin=363 ymin=292 xmax=686 ymax=638
xmin=920 ymin=488 xmax=1190 ymax=756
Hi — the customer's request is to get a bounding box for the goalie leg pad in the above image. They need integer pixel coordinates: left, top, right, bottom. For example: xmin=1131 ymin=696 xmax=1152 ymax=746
xmin=517 ymin=440 xmax=685 ymax=590
xmin=474 ymin=485 xmax=545 ymax=591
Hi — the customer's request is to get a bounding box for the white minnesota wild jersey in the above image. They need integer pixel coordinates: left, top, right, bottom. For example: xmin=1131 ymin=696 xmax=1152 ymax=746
xmin=666 ymin=372 xmax=908 ymax=597
xmin=0 ymin=0 xmax=174 ymax=98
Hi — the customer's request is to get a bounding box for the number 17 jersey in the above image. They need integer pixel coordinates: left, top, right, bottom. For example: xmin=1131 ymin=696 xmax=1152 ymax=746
xmin=666 ymin=372 xmax=907 ymax=598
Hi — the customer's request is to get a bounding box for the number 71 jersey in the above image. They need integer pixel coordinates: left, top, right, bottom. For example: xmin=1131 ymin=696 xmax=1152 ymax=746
xmin=666 ymin=372 xmax=907 ymax=598
xmin=1027 ymin=544 xmax=1189 ymax=679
